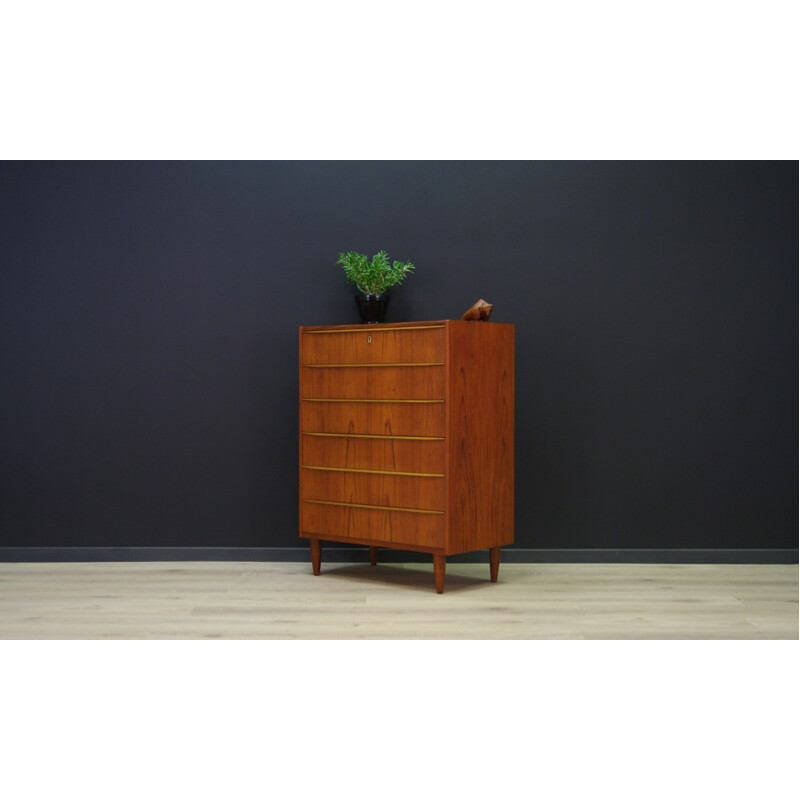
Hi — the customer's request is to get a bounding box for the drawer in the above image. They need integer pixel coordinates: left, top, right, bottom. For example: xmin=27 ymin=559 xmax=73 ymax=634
xmin=301 ymin=365 xmax=445 ymax=400
xmin=301 ymin=468 xmax=445 ymax=511
xmin=300 ymin=500 xmax=445 ymax=549
xmin=301 ymin=434 xmax=445 ymax=474
xmin=301 ymin=400 xmax=445 ymax=438
xmin=302 ymin=325 xmax=445 ymax=365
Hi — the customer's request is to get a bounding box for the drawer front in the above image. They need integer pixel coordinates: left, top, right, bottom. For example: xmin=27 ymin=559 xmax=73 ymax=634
xmin=301 ymin=400 xmax=445 ymax=438
xmin=302 ymin=365 xmax=445 ymax=400
xmin=302 ymin=325 xmax=445 ymax=365
xmin=301 ymin=468 xmax=445 ymax=511
xmin=301 ymin=434 xmax=445 ymax=474
xmin=300 ymin=500 xmax=445 ymax=548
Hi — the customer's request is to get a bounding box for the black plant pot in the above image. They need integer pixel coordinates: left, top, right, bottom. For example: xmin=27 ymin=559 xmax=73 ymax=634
xmin=354 ymin=293 xmax=390 ymax=324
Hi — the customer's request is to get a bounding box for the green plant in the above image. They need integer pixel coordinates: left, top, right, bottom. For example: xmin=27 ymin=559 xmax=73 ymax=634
xmin=337 ymin=250 xmax=415 ymax=296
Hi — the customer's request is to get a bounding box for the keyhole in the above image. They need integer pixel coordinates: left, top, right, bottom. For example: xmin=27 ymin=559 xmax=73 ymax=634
xmin=367 ymin=336 xmax=372 ymax=344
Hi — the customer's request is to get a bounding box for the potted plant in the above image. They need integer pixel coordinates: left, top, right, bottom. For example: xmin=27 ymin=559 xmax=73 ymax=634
xmin=337 ymin=250 xmax=415 ymax=323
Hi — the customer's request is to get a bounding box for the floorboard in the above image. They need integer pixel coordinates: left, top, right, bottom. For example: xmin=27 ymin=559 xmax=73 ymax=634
xmin=0 ymin=562 xmax=796 ymax=639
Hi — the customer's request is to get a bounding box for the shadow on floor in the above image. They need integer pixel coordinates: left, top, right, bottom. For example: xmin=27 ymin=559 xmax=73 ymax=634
xmin=317 ymin=563 xmax=490 ymax=594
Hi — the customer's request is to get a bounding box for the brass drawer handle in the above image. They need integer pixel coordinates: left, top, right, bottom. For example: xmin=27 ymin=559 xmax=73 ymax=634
xmin=302 ymin=398 xmax=444 ymax=403
xmin=302 ymin=432 xmax=445 ymax=441
xmin=303 ymin=499 xmax=444 ymax=515
xmin=303 ymin=324 xmax=446 ymax=334
xmin=302 ymin=465 xmax=444 ymax=478
xmin=302 ymin=362 xmax=445 ymax=368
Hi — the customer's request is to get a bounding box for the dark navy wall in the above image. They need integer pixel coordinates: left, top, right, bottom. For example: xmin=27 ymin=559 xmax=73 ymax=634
xmin=0 ymin=161 xmax=796 ymax=550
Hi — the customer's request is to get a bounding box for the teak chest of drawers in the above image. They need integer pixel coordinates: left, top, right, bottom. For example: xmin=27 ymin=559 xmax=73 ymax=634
xmin=298 ymin=319 xmax=514 ymax=593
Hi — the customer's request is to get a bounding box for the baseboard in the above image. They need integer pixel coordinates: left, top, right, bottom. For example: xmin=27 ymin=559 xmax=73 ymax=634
xmin=0 ymin=547 xmax=797 ymax=564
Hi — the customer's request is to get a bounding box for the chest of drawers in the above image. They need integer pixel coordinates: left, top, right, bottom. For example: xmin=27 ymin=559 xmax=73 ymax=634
xmin=298 ymin=319 xmax=514 ymax=593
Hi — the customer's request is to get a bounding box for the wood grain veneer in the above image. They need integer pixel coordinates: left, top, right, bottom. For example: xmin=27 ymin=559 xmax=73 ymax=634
xmin=302 ymin=365 xmax=445 ymax=399
xmin=301 ymin=435 xmax=446 ymax=474
xmin=301 ymin=468 xmax=446 ymax=510
xmin=299 ymin=320 xmax=514 ymax=592
xmin=303 ymin=325 xmax=445 ymax=365
xmin=301 ymin=502 xmax=445 ymax=549
xmin=446 ymin=321 xmax=515 ymax=554
xmin=301 ymin=400 xmax=446 ymax=438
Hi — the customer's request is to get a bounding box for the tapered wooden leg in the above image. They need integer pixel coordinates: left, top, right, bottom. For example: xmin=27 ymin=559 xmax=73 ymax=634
xmin=369 ymin=546 xmax=378 ymax=566
xmin=310 ymin=538 xmax=321 ymax=576
xmin=489 ymin=547 xmax=501 ymax=582
xmin=433 ymin=554 xmax=446 ymax=594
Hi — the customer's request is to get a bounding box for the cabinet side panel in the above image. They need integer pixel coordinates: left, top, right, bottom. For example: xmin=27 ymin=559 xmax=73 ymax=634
xmin=446 ymin=322 xmax=515 ymax=554
xmin=299 ymin=327 xmax=305 ymax=541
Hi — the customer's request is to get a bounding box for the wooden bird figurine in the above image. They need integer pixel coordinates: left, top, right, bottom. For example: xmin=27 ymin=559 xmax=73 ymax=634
xmin=461 ymin=298 xmax=494 ymax=321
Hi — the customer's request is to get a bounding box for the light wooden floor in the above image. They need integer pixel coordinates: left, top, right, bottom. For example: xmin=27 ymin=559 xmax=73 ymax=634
xmin=0 ymin=561 xmax=796 ymax=639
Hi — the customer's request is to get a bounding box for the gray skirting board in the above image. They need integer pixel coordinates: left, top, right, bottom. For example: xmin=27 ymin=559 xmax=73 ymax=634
xmin=0 ymin=547 xmax=797 ymax=564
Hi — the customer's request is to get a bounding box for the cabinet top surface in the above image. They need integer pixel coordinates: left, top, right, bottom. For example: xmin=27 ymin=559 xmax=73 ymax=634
xmin=300 ymin=320 xmax=514 ymax=332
